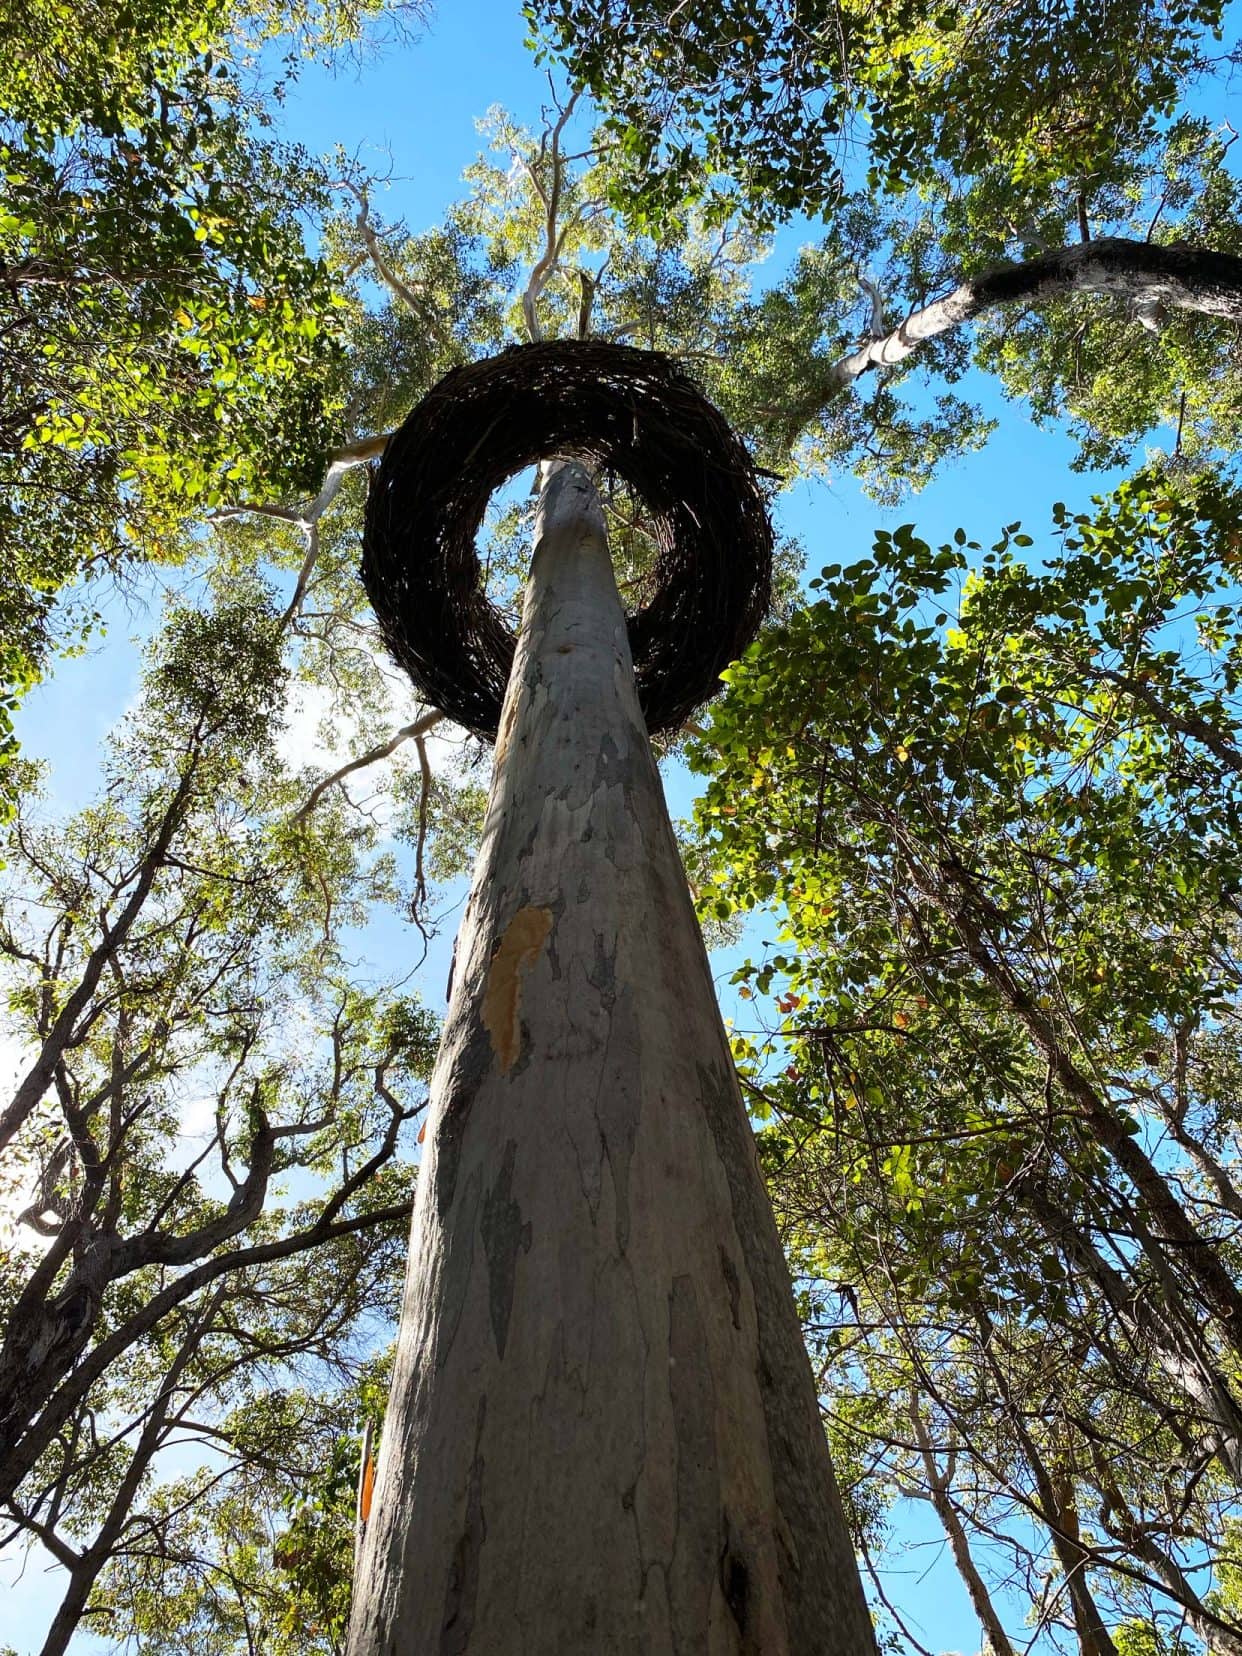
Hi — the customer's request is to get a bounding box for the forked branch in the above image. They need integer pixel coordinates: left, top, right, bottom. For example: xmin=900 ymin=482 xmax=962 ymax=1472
xmin=294 ymin=710 xmax=445 ymax=822
xmin=337 ymin=179 xmax=428 ymax=319
xmin=520 ymin=89 xmax=581 ymax=342
xmin=213 ymin=432 xmax=390 ymax=629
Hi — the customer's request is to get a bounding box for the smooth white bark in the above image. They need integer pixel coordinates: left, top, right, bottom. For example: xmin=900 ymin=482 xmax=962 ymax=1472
xmin=828 ymin=237 xmax=1242 ymax=389
xmin=347 ymin=463 xmax=876 ymax=1654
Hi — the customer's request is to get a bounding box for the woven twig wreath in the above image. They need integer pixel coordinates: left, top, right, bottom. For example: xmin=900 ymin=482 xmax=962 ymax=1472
xmin=361 ymin=340 xmax=774 ymax=741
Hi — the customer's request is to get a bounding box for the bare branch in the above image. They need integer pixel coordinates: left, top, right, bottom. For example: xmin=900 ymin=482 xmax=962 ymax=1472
xmin=293 ymin=710 xmax=445 ymax=822
xmin=413 ymin=732 xmax=433 ymax=916
xmin=1 ymin=762 xmax=200 ymax=1155
xmin=337 ymin=179 xmax=427 ymax=318
xmin=207 ymin=502 xmax=305 ymax=527
xmin=576 ymin=268 xmax=597 ymax=341
xmin=300 ymin=433 xmax=390 ymax=522
xmin=0 ymin=1199 xmax=414 ymax=1510
xmin=210 ymin=432 xmax=389 ymax=630
xmin=1076 ymin=190 xmax=1092 ymax=244
xmin=521 ymin=89 xmax=581 ymax=342
xmin=856 ymin=271 xmax=886 ymax=341
xmin=278 ymin=521 xmax=321 ymax=630
xmin=210 ymin=431 xmax=388 ymax=535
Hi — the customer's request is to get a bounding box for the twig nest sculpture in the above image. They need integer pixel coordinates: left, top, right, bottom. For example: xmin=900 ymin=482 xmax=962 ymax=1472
xmin=361 ymin=340 xmax=774 ymax=740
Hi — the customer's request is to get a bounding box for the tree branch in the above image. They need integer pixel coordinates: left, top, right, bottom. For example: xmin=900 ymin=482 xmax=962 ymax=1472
xmin=211 ymin=433 xmax=389 ymax=537
xmin=816 ymin=238 xmax=1242 ymax=404
xmin=856 ymin=271 xmax=886 ymax=340
xmin=338 ymin=180 xmax=427 ymax=318
xmin=0 ymin=763 xmax=199 ymax=1155
xmin=413 ymin=730 xmax=433 ymax=917
xmin=0 ymin=1200 xmax=414 ymax=1510
xmin=211 ymin=432 xmax=389 ymax=629
xmin=293 ymin=710 xmax=444 ymax=822
xmin=521 ymin=89 xmax=580 ymax=342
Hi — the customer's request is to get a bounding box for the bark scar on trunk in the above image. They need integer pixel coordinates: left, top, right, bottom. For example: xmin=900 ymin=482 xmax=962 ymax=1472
xmin=480 ymin=1139 xmax=533 ymax=1360
xmin=482 ymin=906 xmax=553 ymax=1072
xmin=439 ymin=1395 xmax=488 ymax=1655
xmin=719 ymin=1245 xmax=743 ymax=1331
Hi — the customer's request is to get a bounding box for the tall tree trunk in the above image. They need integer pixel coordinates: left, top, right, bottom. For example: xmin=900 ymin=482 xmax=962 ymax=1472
xmin=937 ymin=876 xmax=1242 ymax=1358
xmin=1025 ymin=1184 xmax=1242 ymax=1484
xmin=347 ymin=463 xmax=876 ymax=1655
xmin=972 ymin=1305 xmax=1119 ymax=1656
xmin=908 ymin=1389 xmax=1015 ymax=1656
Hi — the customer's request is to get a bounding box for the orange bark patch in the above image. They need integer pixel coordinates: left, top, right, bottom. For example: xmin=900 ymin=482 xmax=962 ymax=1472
xmin=482 ymin=906 xmax=553 ymax=1073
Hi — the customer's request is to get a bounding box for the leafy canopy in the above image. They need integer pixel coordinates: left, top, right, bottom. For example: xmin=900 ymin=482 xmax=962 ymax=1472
xmin=0 ymin=0 xmax=409 ymax=786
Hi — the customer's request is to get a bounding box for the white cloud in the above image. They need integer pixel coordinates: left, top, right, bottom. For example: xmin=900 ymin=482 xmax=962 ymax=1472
xmin=277 ymin=678 xmax=346 ymax=775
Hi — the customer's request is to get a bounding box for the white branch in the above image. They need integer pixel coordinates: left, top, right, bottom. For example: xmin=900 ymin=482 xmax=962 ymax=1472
xmin=212 ymin=435 xmax=389 ymax=534
xmin=300 ymin=433 xmax=390 ymax=524
xmin=279 ymin=523 xmax=321 ymax=631
xmin=813 ymin=237 xmax=1242 ymax=402
xmin=520 ymin=89 xmax=580 ymax=343
xmin=856 ymin=271 xmax=886 ymax=341
xmin=213 ymin=433 xmax=390 ymax=629
xmin=339 ymin=180 xmax=427 ymax=318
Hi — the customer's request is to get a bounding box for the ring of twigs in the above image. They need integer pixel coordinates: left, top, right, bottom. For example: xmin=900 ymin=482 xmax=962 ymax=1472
xmin=361 ymin=340 xmax=773 ymax=740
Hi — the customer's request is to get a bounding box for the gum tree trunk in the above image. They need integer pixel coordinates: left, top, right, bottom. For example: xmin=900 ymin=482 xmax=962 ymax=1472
xmin=908 ymin=1389 xmax=1015 ymax=1656
xmin=347 ymin=462 xmax=876 ymax=1655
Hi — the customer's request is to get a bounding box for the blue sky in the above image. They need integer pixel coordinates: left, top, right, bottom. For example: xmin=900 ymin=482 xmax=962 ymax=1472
xmin=3 ymin=0 xmax=1208 ymax=1648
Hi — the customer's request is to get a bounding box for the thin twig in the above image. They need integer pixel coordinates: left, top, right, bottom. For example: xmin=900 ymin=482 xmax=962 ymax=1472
xmin=413 ymin=733 xmax=433 ymax=916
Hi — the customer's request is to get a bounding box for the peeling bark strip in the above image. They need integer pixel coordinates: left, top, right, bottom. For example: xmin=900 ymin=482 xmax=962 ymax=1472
xmin=482 ymin=906 xmax=553 ymax=1072
xmin=830 ymin=237 xmax=1242 ymax=389
xmin=347 ymin=464 xmax=876 ymax=1654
